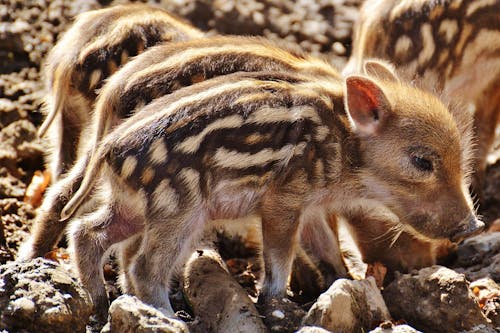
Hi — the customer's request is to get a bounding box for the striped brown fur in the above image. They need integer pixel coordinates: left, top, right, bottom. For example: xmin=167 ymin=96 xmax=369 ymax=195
xmin=89 ymin=35 xmax=341 ymax=151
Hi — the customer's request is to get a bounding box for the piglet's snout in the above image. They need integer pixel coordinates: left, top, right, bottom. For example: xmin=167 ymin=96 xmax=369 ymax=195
xmin=450 ymin=214 xmax=485 ymax=243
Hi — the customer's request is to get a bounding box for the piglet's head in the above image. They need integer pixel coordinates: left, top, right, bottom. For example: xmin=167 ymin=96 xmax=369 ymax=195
xmin=344 ymin=72 xmax=483 ymax=243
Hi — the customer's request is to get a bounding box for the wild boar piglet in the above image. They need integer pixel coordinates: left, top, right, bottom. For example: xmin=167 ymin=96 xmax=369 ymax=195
xmin=61 ymin=65 xmax=482 ymax=317
xmin=19 ymin=35 xmax=339 ymax=261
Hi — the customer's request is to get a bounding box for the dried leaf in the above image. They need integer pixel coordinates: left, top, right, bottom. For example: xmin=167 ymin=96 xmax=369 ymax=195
xmin=24 ymin=170 xmax=51 ymax=208
xmin=44 ymin=248 xmax=69 ymax=261
xmin=366 ymin=261 xmax=387 ymax=288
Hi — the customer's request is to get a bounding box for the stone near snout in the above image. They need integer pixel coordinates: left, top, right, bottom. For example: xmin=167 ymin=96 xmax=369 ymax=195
xmin=453 ymin=232 xmax=500 ymax=282
xmin=383 ymin=265 xmax=493 ymax=333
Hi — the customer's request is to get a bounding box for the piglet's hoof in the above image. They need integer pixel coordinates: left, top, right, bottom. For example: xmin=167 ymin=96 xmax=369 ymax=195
xmin=92 ymin=297 xmax=110 ymax=325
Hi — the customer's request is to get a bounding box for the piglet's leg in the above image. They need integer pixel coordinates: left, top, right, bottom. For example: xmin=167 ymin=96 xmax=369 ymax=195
xmin=17 ymin=154 xmax=89 ymax=261
xmin=259 ymin=184 xmax=304 ymax=300
xmin=130 ymin=208 xmax=206 ymax=315
xmin=117 ymin=234 xmax=143 ymax=295
xmin=69 ymin=201 xmax=144 ymax=321
xmin=300 ymin=209 xmax=348 ymax=278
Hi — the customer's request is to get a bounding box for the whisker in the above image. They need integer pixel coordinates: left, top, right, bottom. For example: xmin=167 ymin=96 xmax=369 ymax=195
xmin=389 ymin=226 xmax=405 ymax=248
xmin=371 ymin=222 xmax=400 ymax=241
xmin=372 ymin=221 xmax=406 ymax=245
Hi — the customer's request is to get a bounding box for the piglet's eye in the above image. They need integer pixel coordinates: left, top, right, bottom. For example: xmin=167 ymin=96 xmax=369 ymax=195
xmin=411 ymin=155 xmax=433 ymax=172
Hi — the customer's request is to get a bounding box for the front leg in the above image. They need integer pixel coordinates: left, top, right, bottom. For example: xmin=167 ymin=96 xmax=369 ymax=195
xmin=259 ymin=176 xmax=308 ymax=300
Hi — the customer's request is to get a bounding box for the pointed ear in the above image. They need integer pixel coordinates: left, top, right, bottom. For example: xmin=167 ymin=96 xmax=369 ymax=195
xmin=345 ymin=75 xmax=391 ymax=136
xmin=363 ymin=60 xmax=400 ymax=83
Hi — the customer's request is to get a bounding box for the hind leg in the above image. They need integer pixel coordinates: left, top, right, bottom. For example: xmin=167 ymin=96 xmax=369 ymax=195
xmin=46 ymin=96 xmax=89 ymax=182
xmin=69 ymin=200 xmax=144 ymax=320
xmin=117 ymin=233 xmax=143 ymax=295
xmin=300 ymin=210 xmax=348 ymax=277
xmin=129 ymin=208 xmax=206 ymax=314
xmin=46 ymin=111 xmax=65 ymax=182
xmin=17 ymin=154 xmax=91 ymax=261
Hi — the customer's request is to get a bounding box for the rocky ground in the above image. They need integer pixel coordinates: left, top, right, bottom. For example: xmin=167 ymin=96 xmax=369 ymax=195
xmin=0 ymin=0 xmax=499 ymax=332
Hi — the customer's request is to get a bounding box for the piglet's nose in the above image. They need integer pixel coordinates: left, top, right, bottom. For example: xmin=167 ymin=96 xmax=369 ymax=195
xmin=450 ymin=215 xmax=485 ymax=243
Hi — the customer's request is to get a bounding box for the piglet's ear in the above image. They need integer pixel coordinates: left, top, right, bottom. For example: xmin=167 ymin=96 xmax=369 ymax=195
xmin=345 ymin=75 xmax=391 ymax=136
xmin=363 ymin=60 xmax=400 ymax=83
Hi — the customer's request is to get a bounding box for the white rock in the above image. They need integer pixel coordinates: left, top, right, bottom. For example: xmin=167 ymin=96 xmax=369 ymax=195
xmin=302 ymin=277 xmax=390 ymax=332
xmin=369 ymin=324 xmax=422 ymax=333
xmin=106 ymin=295 xmax=188 ymax=333
xmin=272 ymin=310 xmax=285 ymax=319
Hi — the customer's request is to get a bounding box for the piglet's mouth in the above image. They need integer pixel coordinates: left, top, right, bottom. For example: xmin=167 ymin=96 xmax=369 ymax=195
xmin=449 ymin=216 xmax=485 ymax=243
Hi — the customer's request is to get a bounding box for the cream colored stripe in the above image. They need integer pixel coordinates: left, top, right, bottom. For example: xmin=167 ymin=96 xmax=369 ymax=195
xmin=175 ymin=115 xmax=244 ymax=153
xmin=247 ymin=105 xmax=322 ymax=124
xmin=116 ymin=79 xmax=279 ymax=140
xmin=149 ymin=138 xmax=168 ymax=164
xmin=178 ymin=168 xmax=201 ymax=201
xmin=88 ymin=69 xmax=102 ymax=89
xmin=418 ymin=23 xmax=435 ymax=65
xmin=213 ymin=142 xmax=307 ymax=169
xmin=394 ymin=35 xmax=413 ymax=60
xmin=466 ymin=0 xmax=496 ymax=17
xmin=439 ymin=19 xmax=458 ymax=44
xmin=151 ymin=179 xmax=179 ymax=215
xmin=121 ymin=156 xmax=137 ymax=178
xmin=247 ymin=106 xmax=292 ymax=124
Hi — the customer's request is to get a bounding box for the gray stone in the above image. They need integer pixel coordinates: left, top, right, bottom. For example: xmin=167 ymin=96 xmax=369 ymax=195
xmin=0 ymin=258 xmax=92 ymax=333
xmin=383 ymin=265 xmax=493 ymax=333
xmin=453 ymin=232 xmax=500 ymax=282
xmin=302 ymin=277 xmax=390 ymax=332
xmin=461 ymin=324 xmax=498 ymax=333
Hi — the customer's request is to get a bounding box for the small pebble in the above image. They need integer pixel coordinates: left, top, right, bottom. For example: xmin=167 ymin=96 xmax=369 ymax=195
xmin=272 ymin=310 xmax=285 ymax=319
xmin=332 ymin=42 xmax=346 ymax=55
xmin=11 ymin=297 xmax=35 ymax=315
